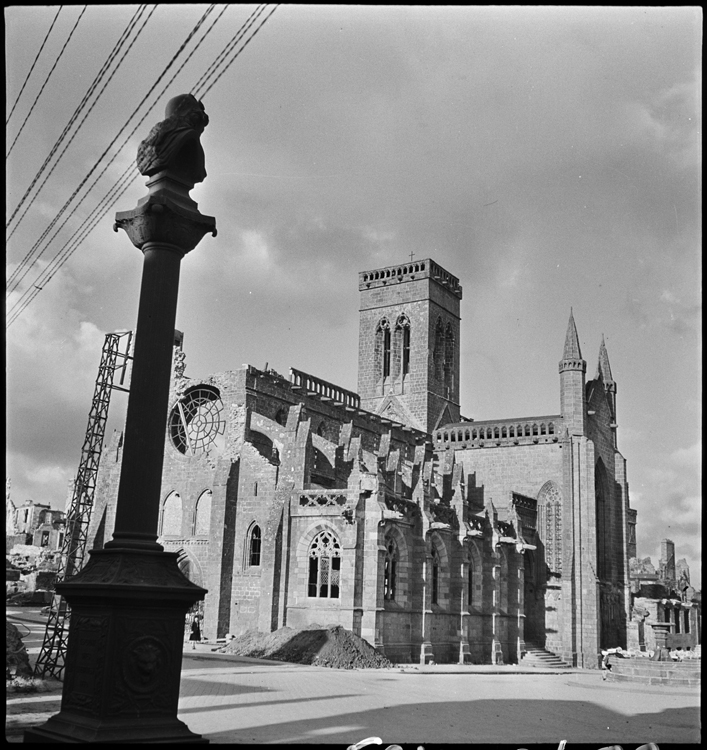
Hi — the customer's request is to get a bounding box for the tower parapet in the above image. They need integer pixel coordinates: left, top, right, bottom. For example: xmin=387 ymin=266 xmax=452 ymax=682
xmin=359 ymin=259 xmax=462 ymax=298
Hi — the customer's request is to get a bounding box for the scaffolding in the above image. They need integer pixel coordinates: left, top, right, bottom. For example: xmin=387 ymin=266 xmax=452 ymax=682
xmin=33 ymin=331 xmax=133 ymax=680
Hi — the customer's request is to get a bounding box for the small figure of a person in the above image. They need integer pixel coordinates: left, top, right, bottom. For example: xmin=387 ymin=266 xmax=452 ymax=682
xmin=189 ymin=616 xmax=201 ymax=650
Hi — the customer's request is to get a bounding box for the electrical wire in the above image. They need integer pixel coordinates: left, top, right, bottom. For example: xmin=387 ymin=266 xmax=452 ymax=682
xmin=6 ymin=7 xmax=63 ymax=125
xmin=8 ymin=4 xmax=279 ymax=325
xmin=6 ymin=6 xmax=88 ymax=159
xmin=199 ymin=4 xmax=279 ymax=100
xmin=6 ymin=5 xmax=155 ymax=245
xmin=190 ymin=4 xmax=266 ymax=99
xmin=7 ymin=164 xmax=140 ymax=327
xmin=7 ymin=5 xmax=217 ymax=300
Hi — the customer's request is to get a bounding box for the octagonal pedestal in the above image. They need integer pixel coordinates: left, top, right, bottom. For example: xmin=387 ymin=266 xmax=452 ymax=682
xmin=24 ymin=548 xmax=207 ymax=744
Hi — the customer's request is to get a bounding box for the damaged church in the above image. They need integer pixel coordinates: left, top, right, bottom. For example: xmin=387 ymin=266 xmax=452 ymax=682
xmin=89 ymin=258 xmax=634 ymax=668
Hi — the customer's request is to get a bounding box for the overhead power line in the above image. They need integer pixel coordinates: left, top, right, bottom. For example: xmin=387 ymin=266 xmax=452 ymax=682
xmin=6 ymin=7 xmax=63 ymax=125
xmin=6 ymin=4 xmax=217 ymax=300
xmin=6 ymin=5 xmax=154 ymax=242
xmin=198 ymin=4 xmax=279 ymax=100
xmin=191 ymin=4 xmax=267 ymax=99
xmin=7 ymin=4 xmax=280 ymax=326
xmin=6 ymin=6 xmax=88 ymax=159
xmin=7 ymin=163 xmax=140 ymax=327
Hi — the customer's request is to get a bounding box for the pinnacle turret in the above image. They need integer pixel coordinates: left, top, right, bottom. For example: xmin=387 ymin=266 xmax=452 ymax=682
xmin=595 ymin=335 xmax=614 ymax=385
xmin=562 ymin=309 xmax=583 ymax=362
xmin=559 ymin=309 xmax=586 ymax=375
xmin=559 ymin=310 xmax=586 ymax=436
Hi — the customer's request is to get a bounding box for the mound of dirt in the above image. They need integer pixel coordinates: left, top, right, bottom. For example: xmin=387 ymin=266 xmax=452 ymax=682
xmin=6 ymin=620 xmax=32 ymax=679
xmin=217 ymin=624 xmax=392 ymax=669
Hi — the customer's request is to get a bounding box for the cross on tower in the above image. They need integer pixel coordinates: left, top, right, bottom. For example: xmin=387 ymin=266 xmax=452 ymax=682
xmin=409 ymin=251 xmax=415 ymax=263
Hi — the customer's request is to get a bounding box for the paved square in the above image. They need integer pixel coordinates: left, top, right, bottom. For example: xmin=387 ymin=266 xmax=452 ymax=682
xmin=177 ymin=653 xmax=701 ymax=745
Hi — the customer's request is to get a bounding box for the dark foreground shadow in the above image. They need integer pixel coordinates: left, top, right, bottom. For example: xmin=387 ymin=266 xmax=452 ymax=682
xmin=181 ymin=696 xmax=700 ymax=745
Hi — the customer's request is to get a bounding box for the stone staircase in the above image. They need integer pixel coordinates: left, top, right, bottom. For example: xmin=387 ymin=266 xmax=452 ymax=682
xmin=521 ymin=643 xmax=572 ymax=669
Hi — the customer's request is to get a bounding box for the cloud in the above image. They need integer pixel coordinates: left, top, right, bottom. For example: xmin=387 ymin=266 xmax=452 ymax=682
xmin=633 ymin=440 xmax=702 ymax=587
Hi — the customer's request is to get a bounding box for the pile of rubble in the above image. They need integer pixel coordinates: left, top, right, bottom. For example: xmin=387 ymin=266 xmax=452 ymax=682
xmin=217 ymin=624 xmax=392 ymax=669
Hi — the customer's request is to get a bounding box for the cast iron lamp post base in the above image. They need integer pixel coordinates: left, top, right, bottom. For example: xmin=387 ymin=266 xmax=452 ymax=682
xmin=25 ymin=549 xmax=207 ymax=744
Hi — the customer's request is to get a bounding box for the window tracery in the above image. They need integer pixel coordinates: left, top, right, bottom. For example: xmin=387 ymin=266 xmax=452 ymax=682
xmin=538 ymin=482 xmax=562 ymax=575
xmin=308 ymin=530 xmax=341 ymax=598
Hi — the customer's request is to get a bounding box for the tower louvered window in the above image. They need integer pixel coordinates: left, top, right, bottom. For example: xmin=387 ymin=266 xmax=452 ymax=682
xmin=376 ymin=319 xmax=392 ymax=381
xmin=444 ymin=322 xmax=454 ymax=395
xmin=395 ymin=315 xmax=411 ymax=377
xmin=434 ymin=318 xmax=444 ymax=381
xmin=308 ymin=530 xmax=341 ymax=598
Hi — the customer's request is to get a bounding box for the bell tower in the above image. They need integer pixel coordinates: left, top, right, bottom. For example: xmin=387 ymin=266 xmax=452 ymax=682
xmin=357 ymin=258 xmax=462 ymax=434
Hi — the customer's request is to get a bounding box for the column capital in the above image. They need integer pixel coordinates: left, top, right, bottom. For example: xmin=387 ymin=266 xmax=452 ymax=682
xmin=114 ymin=191 xmax=216 ymax=255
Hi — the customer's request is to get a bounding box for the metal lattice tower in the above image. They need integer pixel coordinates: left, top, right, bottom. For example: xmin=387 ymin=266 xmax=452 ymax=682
xmin=33 ymin=331 xmax=133 ymax=680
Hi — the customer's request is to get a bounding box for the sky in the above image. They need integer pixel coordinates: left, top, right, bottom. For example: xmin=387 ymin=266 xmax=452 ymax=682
xmin=5 ymin=6 xmax=701 ymax=588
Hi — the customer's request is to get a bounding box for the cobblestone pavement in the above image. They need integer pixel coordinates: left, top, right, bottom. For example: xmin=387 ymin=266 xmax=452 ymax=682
xmin=7 ymin=645 xmax=701 ymax=744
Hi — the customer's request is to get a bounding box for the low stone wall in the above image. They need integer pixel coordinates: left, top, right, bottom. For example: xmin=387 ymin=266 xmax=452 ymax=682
xmin=605 ymin=657 xmax=700 ymax=687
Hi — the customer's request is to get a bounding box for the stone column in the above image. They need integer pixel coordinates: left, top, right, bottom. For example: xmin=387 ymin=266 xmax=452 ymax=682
xmin=458 ymin=559 xmax=471 ymax=663
xmin=419 ymin=550 xmax=435 ymax=664
xmin=26 ymin=95 xmax=216 ymax=744
xmin=516 ymin=561 xmax=526 ymax=663
xmin=491 ymin=553 xmax=504 ymax=665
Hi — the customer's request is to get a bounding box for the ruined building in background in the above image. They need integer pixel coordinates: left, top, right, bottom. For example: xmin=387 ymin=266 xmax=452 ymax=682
xmin=629 ymin=538 xmax=701 ymax=652
xmin=89 ymin=258 xmax=638 ymax=668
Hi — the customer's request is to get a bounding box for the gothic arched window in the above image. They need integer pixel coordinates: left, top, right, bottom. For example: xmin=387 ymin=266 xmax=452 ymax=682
xmin=376 ymin=319 xmax=391 ymax=381
xmin=384 ymin=536 xmax=398 ymax=601
xmin=160 ymin=492 xmax=182 ymax=536
xmin=431 ymin=547 xmax=440 ymax=604
xmin=595 ymin=460 xmax=609 ymax=579
xmin=444 ymin=322 xmax=454 ymax=393
xmin=249 ymin=524 xmax=262 ymax=567
xmin=194 ymin=490 xmax=212 ymax=535
xmin=395 ymin=315 xmax=411 ymax=378
xmin=308 ymin=530 xmax=341 ymax=598
xmin=434 ymin=318 xmax=444 ymax=381
xmin=537 ymin=481 xmax=562 ymax=576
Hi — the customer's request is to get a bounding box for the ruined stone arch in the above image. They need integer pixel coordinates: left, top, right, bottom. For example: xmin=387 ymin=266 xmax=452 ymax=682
xmin=193 ymin=489 xmax=212 ymax=535
xmin=176 ymin=548 xmax=203 ymax=588
xmin=160 ymin=491 xmax=182 ymax=536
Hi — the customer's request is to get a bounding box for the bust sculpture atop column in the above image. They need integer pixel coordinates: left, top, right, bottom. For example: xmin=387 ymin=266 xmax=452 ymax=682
xmin=137 ymin=93 xmax=209 ymax=185
xmin=115 ymin=93 xmax=216 ymax=254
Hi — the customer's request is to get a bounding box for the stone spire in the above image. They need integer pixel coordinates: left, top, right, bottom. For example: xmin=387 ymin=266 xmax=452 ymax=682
xmin=595 ymin=335 xmax=614 ymax=383
xmin=595 ymin=335 xmax=617 ymax=425
xmin=559 ymin=310 xmax=586 ymax=436
xmin=562 ymin=308 xmax=583 ymax=362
